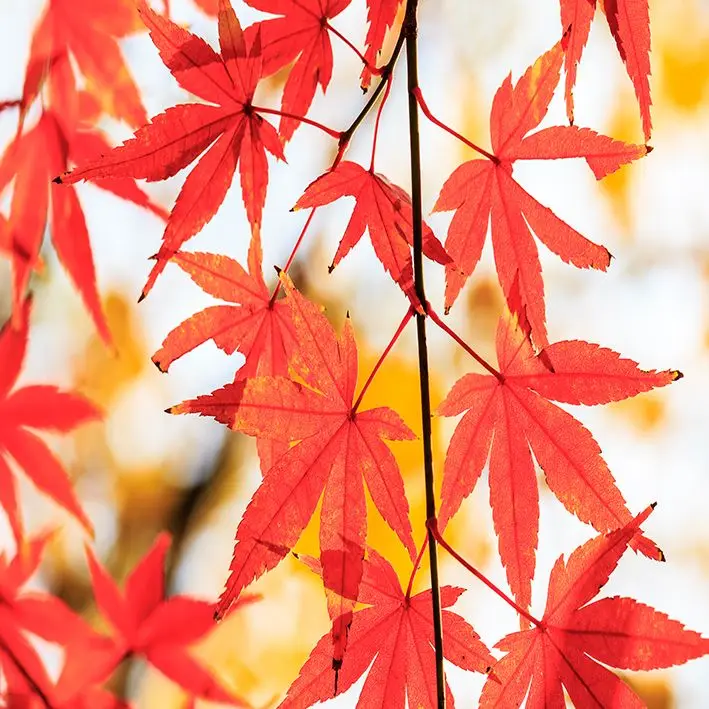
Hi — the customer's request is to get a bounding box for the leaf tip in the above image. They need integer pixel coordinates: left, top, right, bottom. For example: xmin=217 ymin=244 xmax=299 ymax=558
xmin=151 ymin=356 xmax=167 ymax=374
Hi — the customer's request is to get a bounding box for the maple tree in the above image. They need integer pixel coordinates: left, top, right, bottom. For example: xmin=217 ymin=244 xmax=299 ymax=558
xmin=0 ymin=0 xmax=707 ymax=707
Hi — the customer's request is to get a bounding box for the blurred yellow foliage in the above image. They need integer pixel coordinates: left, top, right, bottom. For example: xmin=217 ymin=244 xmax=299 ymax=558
xmin=74 ymin=291 xmax=146 ymax=407
xmin=601 ymin=94 xmax=641 ymax=235
xmin=609 ymin=393 xmax=667 ymax=433
xmin=655 ymin=0 xmax=709 ymax=112
xmin=624 ymin=673 xmax=674 ymax=709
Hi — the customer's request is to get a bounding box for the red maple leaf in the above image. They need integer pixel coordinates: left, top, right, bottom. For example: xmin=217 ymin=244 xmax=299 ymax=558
xmin=0 ymin=33 xmax=166 ymax=340
xmin=361 ymin=0 xmax=404 ymax=89
xmin=55 ymin=0 xmax=284 ymax=300
xmin=152 ymin=234 xmax=296 ymax=378
xmin=561 ymin=0 xmax=652 ymax=140
xmin=7 ymin=685 xmax=133 ymax=709
xmin=20 ymin=0 xmax=147 ymax=128
xmin=0 ymin=534 xmax=106 ymax=707
xmin=243 ymin=0 xmax=352 ymax=142
xmin=0 ymin=536 xmax=59 ymax=703
xmin=171 ymin=275 xmax=417 ymax=667
xmin=436 ymin=316 xmax=678 ymax=613
xmin=293 ymin=161 xmax=450 ymax=309
xmin=0 ymin=301 xmax=99 ymax=542
xmin=479 ymin=507 xmax=709 ymax=707
xmin=432 ymin=38 xmax=647 ymax=346
xmin=152 ymin=233 xmax=297 ymax=472
xmin=57 ymin=533 xmax=246 ymax=706
xmin=278 ymin=547 xmax=494 ymax=708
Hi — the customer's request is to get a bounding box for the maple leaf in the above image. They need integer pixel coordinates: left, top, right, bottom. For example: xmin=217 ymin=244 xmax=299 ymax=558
xmin=561 ymin=0 xmax=652 ymax=140
xmin=55 ymin=0 xmax=285 ymax=300
xmin=21 ymin=0 xmax=147 ymax=128
xmin=0 ymin=534 xmax=104 ymax=707
xmin=480 ymin=507 xmax=709 ymax=708
xmin=0 ymin=37 xmax=166 ymax=341
xmin=243 ymin=0 xmax=352 ymax=142
xmin=432 ymin=38 xmax=648 ymax=346
xmin=0 ymin=301 xmax=99 ymax=542
xmin=278 ymin=547 xmax=494 ymax=708
xmin=152 ymin=234 xmax=296 ymax=378
xmin=361 ymin=0 xmax=404 ymax=89
xmin=57 ymin=533 xmax=246 ymax=705
xmin=171 ymin=275 xmax=417 ymax=667
xmin=293 ymin=161 xmax=451 ymax=309
xmin=152 ymin=233 xmax=297 ymax=472
xmin=436 ymin=316 xmax=678 ymax=613
xmin=0 ymin=633 xmax=54 ymax=709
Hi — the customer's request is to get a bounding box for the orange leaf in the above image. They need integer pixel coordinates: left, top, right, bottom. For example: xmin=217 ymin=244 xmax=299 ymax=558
xmin=560 ymin=0 xmax=652 ymax=140
xmin=173 ymin=276 xmax=417 ymax=668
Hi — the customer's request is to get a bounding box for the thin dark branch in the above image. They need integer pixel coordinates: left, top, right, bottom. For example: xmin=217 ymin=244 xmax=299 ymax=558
xmin=404 ymin=1 xmax=446 ymax=707
xmin=334 ymin=24 xmax=408 ymax=166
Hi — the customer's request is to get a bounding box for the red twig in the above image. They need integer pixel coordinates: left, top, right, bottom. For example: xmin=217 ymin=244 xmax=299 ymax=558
xmin=253 ymin=105 xmax=342 ymax=140
xmin=405 ymin=535 xmax=429 ymax=600
xmin=369 ymin=75 xmax=393 ymax=171
xmin=427 ymin=518 xmax=542 ymax=628
xmin=269 ymin=209 xmax=318 ymax=306
xmin=428 ymin=307 xmax=504 ymax=382
xmin=352 ymin=306 xmax=414 ymax=413
xmin=413 ymin=87 xmax=498 ymax=163
xmin=325 ymin=21 xmax=381 ymax=76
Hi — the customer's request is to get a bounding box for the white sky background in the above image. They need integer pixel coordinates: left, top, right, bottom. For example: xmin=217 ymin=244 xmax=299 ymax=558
xmin=1 ymin=0 xmax=709 ymax=706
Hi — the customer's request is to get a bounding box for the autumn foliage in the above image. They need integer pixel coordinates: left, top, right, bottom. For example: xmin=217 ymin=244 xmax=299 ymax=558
xmin=0 ymin=0 xmax=708 ymax=707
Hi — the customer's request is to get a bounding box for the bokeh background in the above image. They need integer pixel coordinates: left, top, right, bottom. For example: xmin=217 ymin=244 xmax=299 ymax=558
xmin=1 ymin=0 xmax=709 ymax=706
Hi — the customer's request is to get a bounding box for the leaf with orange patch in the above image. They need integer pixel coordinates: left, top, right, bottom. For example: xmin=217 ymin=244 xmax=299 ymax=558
xmin=171 ymin=275 xmax=417 ymax=670
xmin=153 ymin=233 xmax=297 ymax=472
